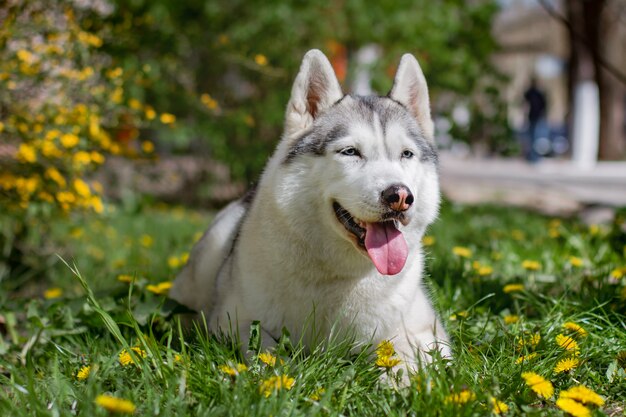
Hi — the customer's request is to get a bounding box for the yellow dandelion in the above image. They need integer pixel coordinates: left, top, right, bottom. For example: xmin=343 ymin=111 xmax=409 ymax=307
xmin=504 ymin=315 xmax=519 ymax=324
xmin=128 ymin=98 xmax=142 ymax=110
xmin=141 ymin=141 xmax=154 ymax=153
xmin=76 ymin=365 xmax=91 ymax=381
xmin=60 ymin=133 xmax=80 ymax=148
xmin=146 ymin=281 xmax=172 ymax=295
xmin=254 ymin=54 xmax=268 ymax=66
xmin=117 ymin=274 xmax=133 ymax=283
xmin=452 ymin=246 xmax=472 ymax=258
xmin=563 ymin=322 xmax=587 ymax=337
xmin=521 ymin=260 xmax=541 ymax=271
xmin=491 ymin=397 xmax=509 ymax=414
xmin=515 ymin=352 xmax=538 ymax=364
xmin=95 ymin=395 xmax=136 ymax=414
xmin=376 ymin=340 xmax=396 ymax=358
xmin=17 ymin=143 xmax=37 ymax=163
xmin=309 ymin=387 xmax=326 ymax=401
xmin=73 ymin=178 xmax=91 ymax=199
xmin=159 ymin=113 xmax=176 ymax=124
xmin=521 ymin=372 xmax=554 ymax=399
xmin=219 ymin=363 xmax=247 ymax=376
xmin=422 ymin=236 xmax=435 ymax=246
xmin=180 ymin=252 xmax=189 ymax=264
xmin=119 ymin=346 xmax=147 ymax=366
xmin=478 ymin=265 xmax=493 ymax=276
xmin=139 ymin=234 xmax=153 ymax=247
xmin=167 ymin=256 xmax=181 ymax=269
xmin=375 ymin=355 xmax=401 ymax=368
xmin=569 ymin=256 xmax=584 ymax=267
xmin=556 ymin=398 xmax=590 ymax=417
xmin=259 ymin=374 xmax=295 ymax=397
xmin=559 ymin=385 xmax=604 ymax=406
xmin=145 ymin=106 xmax=156 ymax=120
xmin=556 ymin=334 xmax=580 ymax=355
xmin=45 ymin=167 xmax=66 ymax=187
xmin=44 ymin=287 xmax=63 ymax=299
xmin=554 ymin=357 xmax=580 ymax=374
xmin=444 ymin=389 xmax=476 ymax=404
xmin=503 ymin=283 xmax=525 ymax=293
xmin=258 ymin=352 xmax=277 ymax=367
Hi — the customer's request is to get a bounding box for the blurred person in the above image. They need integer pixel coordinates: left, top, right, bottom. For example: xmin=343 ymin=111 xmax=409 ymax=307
xmin=523 ymin=77 xmax=547 ymax=162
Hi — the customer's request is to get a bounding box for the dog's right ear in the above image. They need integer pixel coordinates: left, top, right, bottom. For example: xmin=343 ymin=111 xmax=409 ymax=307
xmin=284 ymin=49 xmax=343 ymax=138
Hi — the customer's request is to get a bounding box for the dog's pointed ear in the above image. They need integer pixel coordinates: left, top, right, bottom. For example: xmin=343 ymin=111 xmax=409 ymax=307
xmin=284 ymin=49 xmax=343 ymax=137
xmin=388 ymin=54 xmax=434 ymax=140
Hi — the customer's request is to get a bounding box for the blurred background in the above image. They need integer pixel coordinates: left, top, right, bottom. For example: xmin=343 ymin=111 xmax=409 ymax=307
xmin=0 ymin=0 xmax=625 ymax=287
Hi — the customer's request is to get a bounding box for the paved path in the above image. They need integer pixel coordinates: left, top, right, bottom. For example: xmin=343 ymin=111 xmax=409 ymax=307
xmin=439 ymin=153 xmax=626 ymax=216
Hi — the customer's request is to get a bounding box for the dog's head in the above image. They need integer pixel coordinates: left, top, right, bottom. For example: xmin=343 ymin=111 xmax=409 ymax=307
xmin=272 ymin=50 xmax=439 ymax=276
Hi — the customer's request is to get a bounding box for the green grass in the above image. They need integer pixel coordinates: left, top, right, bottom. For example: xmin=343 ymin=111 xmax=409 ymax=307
xmin=1 ymin=201 xmax=625 ymax=416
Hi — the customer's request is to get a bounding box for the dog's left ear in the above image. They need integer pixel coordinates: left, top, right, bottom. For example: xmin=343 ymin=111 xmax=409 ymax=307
xmin=388 ymin=54 xmax=434 ymax=140
xmin=284 ymin=49 xmax=344 ymax=138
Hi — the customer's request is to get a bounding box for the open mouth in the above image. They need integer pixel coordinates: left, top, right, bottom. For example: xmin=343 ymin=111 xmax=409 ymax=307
xmin=332 ymin=201 xmax=408 ymax=276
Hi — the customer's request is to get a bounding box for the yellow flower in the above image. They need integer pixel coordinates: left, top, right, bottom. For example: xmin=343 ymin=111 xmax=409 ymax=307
xmin=375 ymin=355 xmax=401 ymax=368
xmin=254 ymin=54 xmax=268 ymax=66
xmin=559 ymin=385 xmax=604 ymax=406
xmin=444 ymin=389 xmax=475 ymax=404
xmin=504 ymin=315 xmax=519 ymax=324
xmin=117 ymin=274 xmax=133 ymax=283
xmin=73 ymin=179 xmax=91 ymax=199
xmin=376 ymin=340 xmax=396 ymax=358
xmin=119 ymin=347 xmax=147 ymax=366
xmin=511 ymin=229 xmax=525 ymax=240
xmin=76 ymin=365 xmax=91 ymax=381
xmin=146 ymin=282 xmax=172 ymax=295
xmin=503 ymin=283 xmax=524 ymax=293
xmin=141 ymin=141 xmax=154 ymax=153
xmin=159 ymin=113 xmax=176 ymax=124
xmin=556 ymin=334 xmax=580 ymax=355
xmin=140 ymin=234 xmax=153 ymax=247
xmin=477 ymin=265 xmax=493 ymax=276
xmin=60 ymin=133 xmax=79 ymax=148
xmin=555 ymin=398 xmax=590 ymax=417
xmin=569 ymin=256 xmax=584 ymax=267
xmin=521 ymin=372 xmax=554 ymax=399
xmin=452 ymin=246 xmax=472 ymax=258
xmin=200 ymin=93 xmax=219 ymax=110
xmin=144 ymin=106 xmax=156 ymax=120
xmin=491 ymin=397 xmax=509 ymax=414
xmin=609 ymin=267 xmax=625 ymax=279
xmin=167 ymin=256 xmax=181 ymax=269
xmin=309 ymin=388 xmax=326 ymax=401
xmin=259 ymin=374 xmax=295 ymax=397
xmin=17 ymin=144 xmax=37 ymax=163
xmin=129 ymin=98 xmax=142 ymax=110
xmin=95 ymin=395 xmax=136 ymax=414
xmin=554 ymin=357 xmax=580 ymax=374
xmin=258 ymin=352 xmax=277 ymax=367
xmin=521 ymin=260 xmax=541 ymax=271
xmin=45 ymin=167 xmax=66 ymax=187
xmin=180 ymin=252 xmax=189 ymax=263
xmin=44 ymin=287 xmax=63 ymax=299
xmin=563 ymin=322 xmax=587 ymax=337
xmin=421 ymin=235 xmax=435 ymax=246
xmin=219 ymin=363 xmax=248 ymax=376
xmin=515 ymin=352 xmax=538 ymax=364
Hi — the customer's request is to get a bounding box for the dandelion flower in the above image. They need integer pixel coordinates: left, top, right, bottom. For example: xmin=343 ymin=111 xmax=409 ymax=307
xmin=521 ymin=372 xmax=554 ymax=399
xmin=554 ymin=357 xmax=580 ymax=374
xmin=422 ymin=236 xmax=435 ymax=246
xmin=259 ymin=374 xmax=295 ymax=397
xmin=491 ymin=397 xmax=509 ymax=414
xmin=515 ymin=352 xmax=538 ymax=364
xmin=503 ymin=283 xmax=525 ymax=294
xmin=167 ymin=256 xmax=181 ymax=269
xmin=556 ymin=397 xmax=590 ymax=417
xmin=478 ymin=265 xmax=493 ymax=276
xmin=521 ymin=260 xmax=541 ymax=271
xmin=254 ymin=54 xmax=268 ymax=66
xmin=219 ymin=363 xmax=247 ymax=376
xmin=117 ymin=274 xmax=133 ymax=283
xmin=159 ymin=113 xmax=176 ymax=124
xmin=559 ymin=385 xmax=604 ymax=406
xmin=258 ymin=352 xmax=277 ymax=367
xmin=452 ymin=246 xmax=472 ymax=258
xmin=76 ymin=365 xmax=91 ymax=381
xmin=563 ymin=322 xmax=587 ymax=337
xmin=504 ymin=315 xmax=519 ymax=324
xmin=309 ymin=388 xmax=326 ymax=401
xmin=556 ymin=334 xmax=580 ymax=355
xmin=569 ymin=256 xmax=584 ymax=267
xmin=139 ymin=234 xmax=153 ymax=247
xmin=444 ymin=389 xmax=475 ymax=404
xmin=146 ymin=282 xmax=172 ymax=295
xmin=44 ymin=287 xmax=63 ymax=299
xmin=119 ymin=347 xmax=147 ymax=366
xmin=375 ymin=355 xmax=401 ymax=368
xmin=95 ymin=394 xmax=136 ymax=414
xmin=376 ymin=340 xmax=396 ymax=358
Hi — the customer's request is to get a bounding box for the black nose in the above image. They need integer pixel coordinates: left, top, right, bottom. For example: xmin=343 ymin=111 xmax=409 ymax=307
xmin=381 ymin=184 xmax=414 ymax=212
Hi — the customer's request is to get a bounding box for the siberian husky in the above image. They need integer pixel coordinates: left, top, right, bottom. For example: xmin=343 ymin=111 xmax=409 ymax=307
xmin=170 ymin=49 xmax=450 ymax=372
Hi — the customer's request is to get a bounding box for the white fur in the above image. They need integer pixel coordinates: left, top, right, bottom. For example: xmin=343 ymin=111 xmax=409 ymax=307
xmin=171 ymin=49 xmax=450 ymax=374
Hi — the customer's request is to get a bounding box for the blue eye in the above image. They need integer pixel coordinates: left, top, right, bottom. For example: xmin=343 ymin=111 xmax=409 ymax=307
xmin=340 ymin=147 xmax=361 ymax=157
xmin=402 ymin=150 xmax=414 ymax=158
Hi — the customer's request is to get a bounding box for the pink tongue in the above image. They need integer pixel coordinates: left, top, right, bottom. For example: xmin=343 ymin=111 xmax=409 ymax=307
xmin=364 ymin=222 xmax=408 ymax=275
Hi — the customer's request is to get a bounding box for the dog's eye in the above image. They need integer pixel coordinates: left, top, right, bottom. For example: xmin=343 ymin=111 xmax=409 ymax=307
xmin=402 ymin=150 xmax=415 ymax=159
xmin=339 ymin=147 xmax=361 ymax=157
